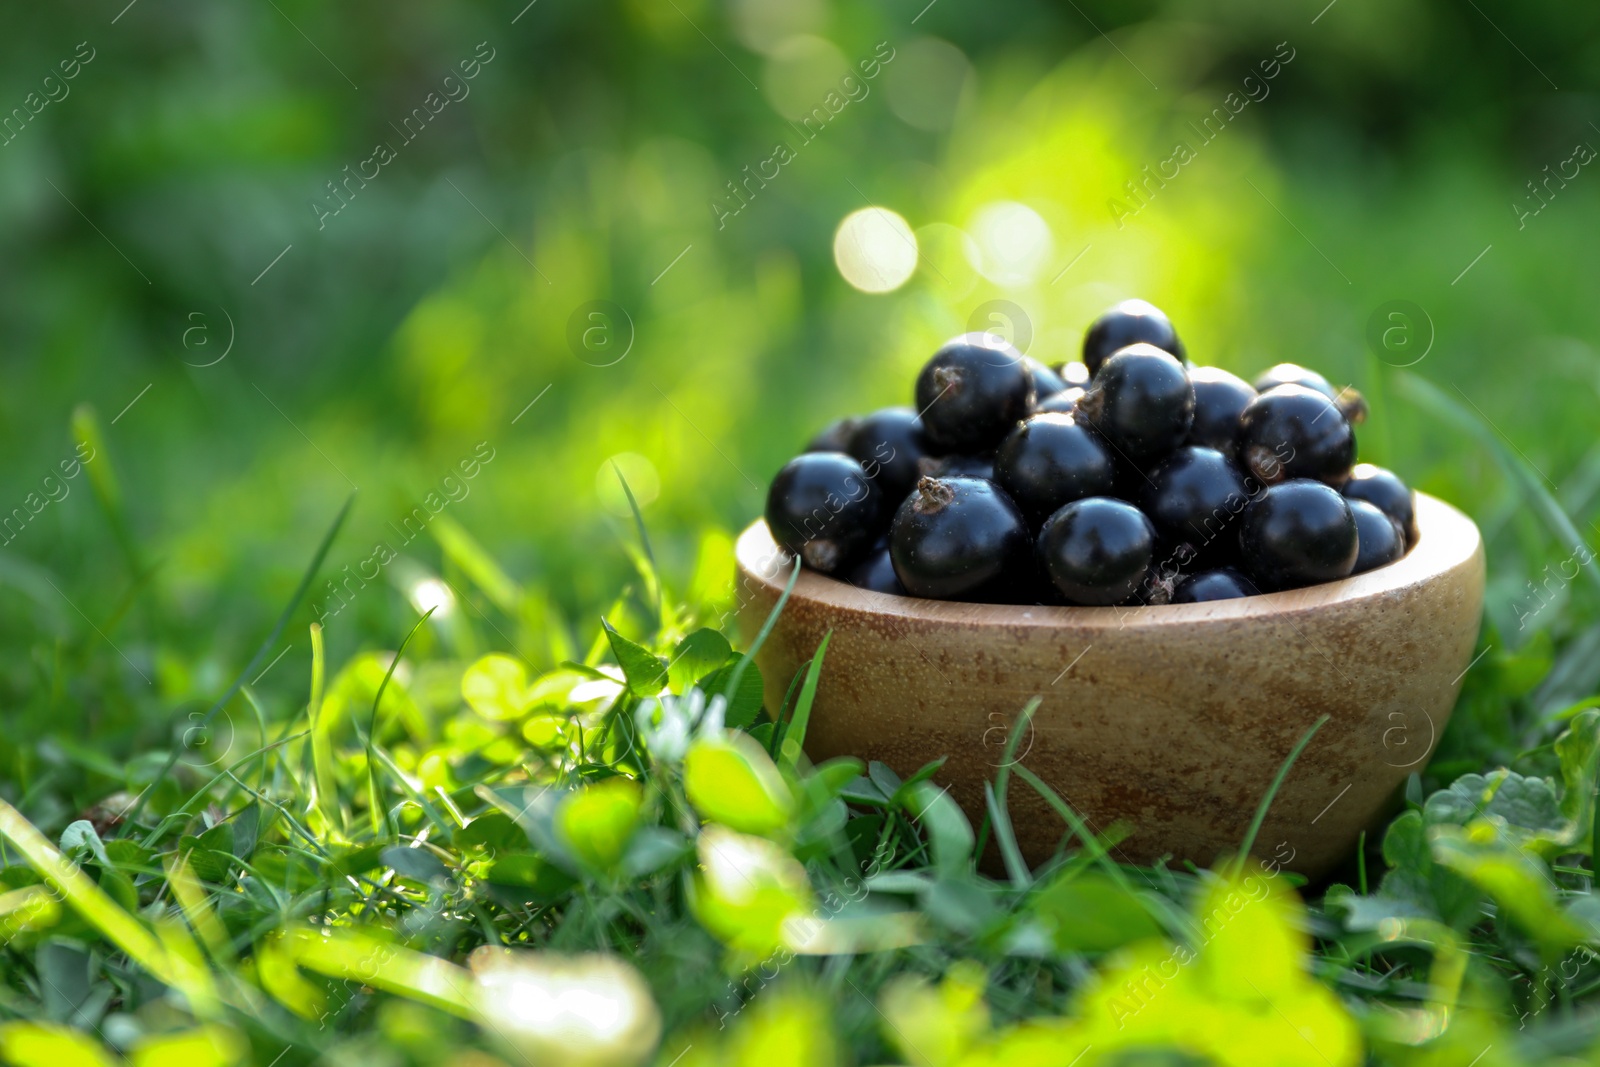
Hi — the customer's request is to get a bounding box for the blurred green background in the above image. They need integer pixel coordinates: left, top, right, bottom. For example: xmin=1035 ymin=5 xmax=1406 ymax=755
xmin=2 ymin=0 xmax=1598 ymax=760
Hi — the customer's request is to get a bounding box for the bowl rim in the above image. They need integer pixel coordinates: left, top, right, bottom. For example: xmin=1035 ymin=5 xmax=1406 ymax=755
xmin=734 ymin=491 xmax=1482 ymax=630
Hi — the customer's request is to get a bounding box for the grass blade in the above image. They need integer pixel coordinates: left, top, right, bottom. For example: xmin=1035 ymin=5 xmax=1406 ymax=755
xmin=990 ymin=697 xmax=1042 ymax=889
xmin=778 ymin=630 xmax=831 ymax=771
xmin=719 ymin=555 xmax=801 ymax=710
xmin=984 ymin=780 xmax=1031 ymax=889
xmin=0 ymin=798 xmax=215 ymax=1010
xmin=1398 ymin=372 xmax=1600 ymax=598
xmin=365 ymin=608 xmax=436 ymax=837
xmin=129 ymin=491 xmax=356 ymax=826
xmin=72 ymin=404 xmax=142 ymax=576
xmin=1012 ymin=764 xmax=1188 ymax=936
xmin=308 ymin=622 xmax=340 ymax=830
xmin=612 ymin=462 xmax=664 ymax=632
xmin=1233 ymin=713 xmax=1329 ymax=876
xmin=430 ymin=512 xmax=524 ymax=615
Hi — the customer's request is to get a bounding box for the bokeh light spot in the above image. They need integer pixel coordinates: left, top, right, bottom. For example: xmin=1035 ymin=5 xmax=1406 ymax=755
xmin=762 ymin=36 xmax=849 ymax=121
xmin=885 ymin=38 xmax=973 ymax=131
xmin=834 ymin=207 xmax=919 ymax=293
xmin=966 ymin=201 xmax=1055 ymax=287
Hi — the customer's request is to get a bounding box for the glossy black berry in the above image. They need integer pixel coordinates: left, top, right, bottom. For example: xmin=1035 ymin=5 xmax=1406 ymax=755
xmin=991 ymin=414 xmax=1117 ymax=526
xmin=1255 ymin=363 xmax=1368 ymax=425
xmin=1038 ymin=497 xmax=1157 ymax=605
xmin=914 ymin=334 xmax=1034 ymax=454
xmin=1238 ymin=479 xmax=1358 ymax=590
xmin=1349 ymin=499 xmax=1405 ymax=574
xmin=1141 ymin=446 xmax=1250 ymax=560
xmin=921 ymin=454 xmax=995 ymax=481
xmin=1343 ymin=463 xmax=1416 ymax=547
xmin=1076 ymin=343 xmax=1195 ymax=465
xmin=847 ymin=407 xmax=930 ymax=504
xmin=1253 ymin=363 xmax=1335 ymax=399
xmin=1033 ymin=387 xmax=1084 ymax=416
xmin=845 ymin=545 xmax=907 ymax=596
xmin=1083 ymin=300 xmax=1184 ymax=376
xmin=1023 ymin=357 xmax=1067 ymax=398
xmin=889 ymin=477 xmax=1030 ymax=600
xmin=1055 ymin=360 xmax=1091 ymax=387
xmin=1235 ymin=385 xmax=1356 ymax=487
xmin=1187 ymin=367 xmax=1257 ymax=454
xmin=765 ymin=452 xmax=884 ymax=574
xmin=806 ymin=416 xmax=860 ymax=453
xmin=1173 ymin=568 xmax=1259 ymax=603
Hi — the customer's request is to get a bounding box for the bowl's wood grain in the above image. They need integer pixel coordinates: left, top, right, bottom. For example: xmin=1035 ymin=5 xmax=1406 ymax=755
xmin=734 ymin=493 xmax=1484 ymax=879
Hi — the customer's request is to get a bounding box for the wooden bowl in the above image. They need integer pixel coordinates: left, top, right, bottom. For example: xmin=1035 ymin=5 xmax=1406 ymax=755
xmin=733 ymin=492 xmax=1484 ymax=879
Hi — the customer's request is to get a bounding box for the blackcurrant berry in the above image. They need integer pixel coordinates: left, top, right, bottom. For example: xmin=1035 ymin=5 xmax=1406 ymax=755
xmin=1033 ymin=387 xmax=1084 ymax=416
xmin=1343 ymin=463 xmax=1416 ymax=547
xmin=1173 ymin=568 xmax=1260 ymax=603
xmin=1235 ymin=385 xmax=1356 ymax=487
xmin=921 ymin=454 xmax=995 ymax=481
xmin=1187 ymin=367 xmax=1257 ymax=454
xmin=1055 ymin=360 xmax=1091 ymax=387
xmin=1238 ymin=479 xmax=1358 ymax=590
xmin=1023 ymin=357 xmax=1068 ymax=398
xmin=847 ymin=407 xmax=930 ymax=504
xmin=1141 ymin=446 xmax=1250 ymax=561
xmin=845 ymin=545 xmax=908 ymax=595
xmin=765 ymin=452 xmax=884 ymax=574
xmin=890 ymin=476 xmax=1030 ymax=600
xmin=993 ymin=414 xmax=1117 ymax=526
xmin=806 ymin=416 xmax=860 ymax=453
xmin=1038 ymin=497 xmax=1157 ymax=605
xmin=1349 ymin=499 xmax=1405 ymax=574
xmin=1254 ymin=363 xmax=1368 ymax=425
xmin=915 ymin=334 xmax=1035 ymax=454
xmin=1253 ymin=362 xmax=1335 ymax=399
xmin=1083 ymin=299 xmax=1184 ymax=376
xmin=1076 ymin=343 xmax=1195 ymax=465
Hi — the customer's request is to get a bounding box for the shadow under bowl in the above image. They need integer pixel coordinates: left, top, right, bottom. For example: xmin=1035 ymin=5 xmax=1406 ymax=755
xmin=734 ymin=492 xmax=1484 ymax=880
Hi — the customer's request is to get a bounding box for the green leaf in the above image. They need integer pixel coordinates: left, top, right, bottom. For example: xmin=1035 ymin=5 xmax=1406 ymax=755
xmin=685 ymin=732 xmax=795 ymax=835
xmin=330 ymin=844 xmax=385 ymax=877
xmin=97 ymin=867 xmax=139 ymax=913
xmin=618 ymin=827 xmax=691 ymax=879
xmin=0 ymin=1022 xmax=118 ymax=1067
xmin=129 ymin=1025 xmax=246 ymax=1067
xmin=58 ymin=822 xmax=109 ymax=868
xmin=461 ymin=653 xmax=533 ymax=721
xmin=702 ymin=655 xmax=764 ymax=728
xmin=456 ymin=812 xmax=528 ymax=853
xmin=800 ymin=757 xmax=865 ymax=824
xmin=908 ymin=781 xmax=973 ymax=879
xmin=868 ymin=761 xmax=903 ymax=800
xmin=1333 ymin=811 xmax=1481 ymax=931
xmin=668 ymin=629 xmax=732 ymax=693
xmin=841 ymin=776 xmax=890 ymax=807
xmin=104 ymin=838 xmax=153 ymax=870
xmin=381 ymin=845 xmax=450 ymax=886
xmin=195 ymin=821 xmax=234 ymax=857
xmin=482 ymin=854 xmax=577 ymax=904
xmin=601 ymin=618 xmax=668 ymax=695
xmin=1431 ymin=823 xmax=1587 ymax=955
xmin=557 ymin=778 xmax=643 ymax=874
xmin=177 ymin=840 xmax=232 ymax=884
xmin=1423 ymin=709 xmax=1600 ymax=857
xmin=1030 ymin=872 xmax=1161 ymax=953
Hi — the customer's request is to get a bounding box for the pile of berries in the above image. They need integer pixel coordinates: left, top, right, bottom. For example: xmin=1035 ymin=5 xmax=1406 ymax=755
xmin=764 ymin=299 xmax=1419 ymax=606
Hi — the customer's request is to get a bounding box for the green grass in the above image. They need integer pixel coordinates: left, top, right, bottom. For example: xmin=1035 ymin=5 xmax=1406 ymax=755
xmin=0 ymin=399 xmax=1597 ymax=1067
